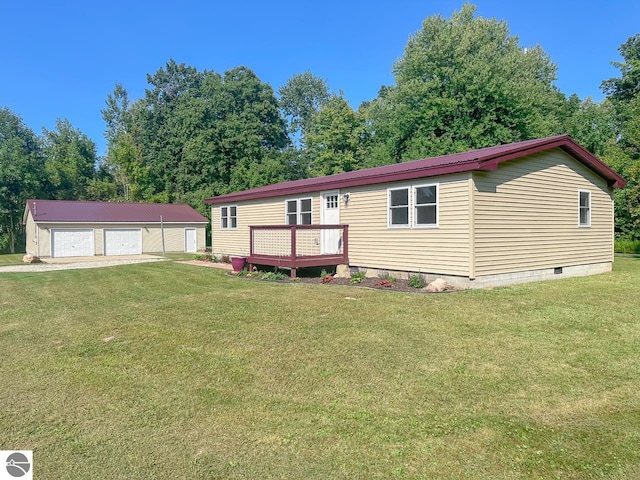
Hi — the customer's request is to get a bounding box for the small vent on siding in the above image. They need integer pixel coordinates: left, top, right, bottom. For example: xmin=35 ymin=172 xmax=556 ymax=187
xmin=554 ymin=267 xmax=563 ymax=275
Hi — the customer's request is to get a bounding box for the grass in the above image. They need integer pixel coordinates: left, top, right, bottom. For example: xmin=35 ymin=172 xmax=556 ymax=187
xmin=0 ymin=253 xmax=24 ymax=266
xmin=615 ymin=239 xmax=640 ymax=254
xmin=1 ymin=258 xmax=639 ymax=478
xmin=156 ymin=252 xmax=198 ymax=261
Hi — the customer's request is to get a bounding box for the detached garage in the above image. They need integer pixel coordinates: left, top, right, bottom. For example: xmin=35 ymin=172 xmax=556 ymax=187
xmin=23 ymin=200 xmax=208 ymax=258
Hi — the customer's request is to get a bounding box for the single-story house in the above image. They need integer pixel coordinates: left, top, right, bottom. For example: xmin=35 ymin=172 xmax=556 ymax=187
xmin=23 ymin=200 xmax=208 ymax=258
xmin=205 ymin=135 xmax=626 ymax=288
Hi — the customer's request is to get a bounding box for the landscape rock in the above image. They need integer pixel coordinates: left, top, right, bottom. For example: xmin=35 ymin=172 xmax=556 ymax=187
xmin=425 ymin=278 xmax=447 ymax=292
xmin=335 ymin=264 xmax=350 ymax=278
xmin=22 ymin=254 xmax=41 ymax=264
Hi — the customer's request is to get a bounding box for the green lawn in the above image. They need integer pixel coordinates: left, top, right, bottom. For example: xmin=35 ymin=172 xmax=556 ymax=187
xmin=156 ymin=252 xmax=202 ymax=261
xmin=0 ymin=253 xmax=24 ymax=266
xmin=1 ymin=258 xmax=639 ymax=479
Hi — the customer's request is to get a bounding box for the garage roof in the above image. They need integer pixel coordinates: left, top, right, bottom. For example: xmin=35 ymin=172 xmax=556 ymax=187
xmin=24 ymin=200 xmax=209 ymax=223
xmin=205 ymin=135 xmax=626 ymax=204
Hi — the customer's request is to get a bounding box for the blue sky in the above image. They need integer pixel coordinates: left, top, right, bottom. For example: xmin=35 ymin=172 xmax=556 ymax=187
xmin=2 ymin=1 xmax=638 ymax=157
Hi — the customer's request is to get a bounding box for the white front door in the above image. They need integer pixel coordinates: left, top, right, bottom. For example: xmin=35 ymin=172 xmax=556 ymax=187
xmin=185 ymin=228 xmax=197 ymax=253
xmin=104 ymin=229 xmax=142 ymax=256
xmin=51 ymin=229 xmax=94 ymax=257
xmin=320 ymin=191 xmax=341 ymax=254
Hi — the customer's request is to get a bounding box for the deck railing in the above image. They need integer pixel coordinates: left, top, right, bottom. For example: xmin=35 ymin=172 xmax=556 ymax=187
xmin=248 ymin=224 xmax=348 ymax=277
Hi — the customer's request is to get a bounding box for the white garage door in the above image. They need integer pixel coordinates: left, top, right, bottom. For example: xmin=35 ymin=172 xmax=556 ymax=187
xmin=52 ymin=229 xmax=94 ymax=258
xmin=104 ymin=229 xmax=142 ymax=256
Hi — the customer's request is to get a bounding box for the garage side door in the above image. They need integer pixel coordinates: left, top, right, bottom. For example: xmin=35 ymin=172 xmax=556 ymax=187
xmin=185 ymin=228 xmax=197 ymax=253
xmin=52 ymin=229 xmax=94 ymax=257
xmin=104 ymin=229 xmax=142 ymax=256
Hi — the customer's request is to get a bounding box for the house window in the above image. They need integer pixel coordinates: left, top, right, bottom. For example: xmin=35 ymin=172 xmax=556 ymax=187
xmin=388 ymin=188 xmax=409 ymax=227
xmin=286 ymin=198 xmax=312 ymax=225
xmin=300 ymin=198 xmax=312 ymax=224
xmin=220 ymin=205 xmax=237 ymax=229
xmin=579 ymin=190 xmax=591 ymax=227
xmin=414 ymin=184 xmax=438 ymax=227
xmin=286 ymin=200 xmax=297 ymax=225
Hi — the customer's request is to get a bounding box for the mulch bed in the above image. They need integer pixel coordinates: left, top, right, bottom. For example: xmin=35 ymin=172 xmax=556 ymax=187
xmin=229 ymin=271 xmax=462 ymax=293
xmin=184 ymin=260 xmax=461 ymax=293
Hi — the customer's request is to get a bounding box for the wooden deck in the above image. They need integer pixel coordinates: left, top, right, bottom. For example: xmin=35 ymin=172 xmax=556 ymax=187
xmin=248 ymin=224 xmax=348 ymax=278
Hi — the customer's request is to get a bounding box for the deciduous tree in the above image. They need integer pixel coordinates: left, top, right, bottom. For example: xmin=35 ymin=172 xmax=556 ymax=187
xmin=0 ymin=107 xmax=45 ymax=253
xmin=102 ymin=61 xmax=290 ymax=216
xmin=366 ymin=3 xmax=564 ymax=162
xmin=561 ymin=95 xmax=616 ymax=158
xmin=278 ymin=72 xmax=331 ymax=146
xmin=305 ymin=95 xmax=368 ymax=176
xmin=42 ymin=118 xmax=97 ymax=200
xmin=601 ymin=34 xmax=640 ymax=239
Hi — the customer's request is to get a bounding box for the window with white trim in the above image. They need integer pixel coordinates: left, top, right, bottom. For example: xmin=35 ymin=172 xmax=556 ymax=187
xmin=286 ymin=198 xmax=312 ymax=225
xmin=388 ymin=188 xmax=409 ymax=227
xmin=286 ymin=200 xmax=297 ymax=225
xmin=579 ymin=190 xmax=591 ymax=227
xmin=414 ymin=184 xmax=438 ymax=227
xmin=300 ymin=198 xmax=312 ymax=224
xmin=220 ymin=205 xmax=237 ymax=229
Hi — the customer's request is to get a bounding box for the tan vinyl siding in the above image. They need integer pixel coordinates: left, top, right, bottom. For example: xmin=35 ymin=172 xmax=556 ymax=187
xmin=25 ymin=211 xmax=37 ymax=255
xmin=212 ymin=196 xmax=321 ymax=257
xmin=473 ymin=149 xmax=614 ymax=276
xmin=342 ymin=174 xmax=470 ymax=276
xmin=142 ymin=224 xmax=205 ymax=253
xmin=97 ymin=227 xmax=103 ymax=254
xmin=140 ymin=224 xmax=206 ymax=253
xmin=30 ymin=223 xmax=205 ymax=257
xmin=35 ymin=224 xmax=52 ymax=256
xmin=212 ymin=178 xmax=470 ymax=275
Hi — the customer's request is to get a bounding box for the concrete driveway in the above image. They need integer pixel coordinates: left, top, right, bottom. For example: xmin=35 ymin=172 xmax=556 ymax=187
xmin=0 ymin=255 xmax=166 ymax=273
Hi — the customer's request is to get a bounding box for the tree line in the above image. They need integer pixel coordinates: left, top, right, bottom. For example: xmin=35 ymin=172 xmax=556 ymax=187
xmin=2 ymin=4 xmax=639 ymax=253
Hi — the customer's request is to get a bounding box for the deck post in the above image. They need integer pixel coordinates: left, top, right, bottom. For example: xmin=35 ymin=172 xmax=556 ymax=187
xmin=249 ymin=226 xmax=254 ymax=258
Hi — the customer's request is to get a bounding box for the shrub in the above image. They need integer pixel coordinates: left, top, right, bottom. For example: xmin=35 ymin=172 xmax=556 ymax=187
xmin=375 ymin=279 xmax=394 ymax=288
xmin=408 ymin=274 xmax=426 ymax=289
xmin=615 ymin=239 xmax=640 ymax=254
xmin=350 ymin=270 xmax=367 ymax=284
xmin=261 ymin=271 xmax=288 ymax=281
xmin=320 ymin=275 xmax=335 ymax=284
xmin=220 ymin=254 xmax=231 ymax=264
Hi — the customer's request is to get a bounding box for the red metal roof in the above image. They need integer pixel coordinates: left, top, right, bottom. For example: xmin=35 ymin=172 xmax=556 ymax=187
xmin=25 ymin=200 xmax=208 ymax=223
xmin=206 ymin=135 xmax=626 ymax=204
